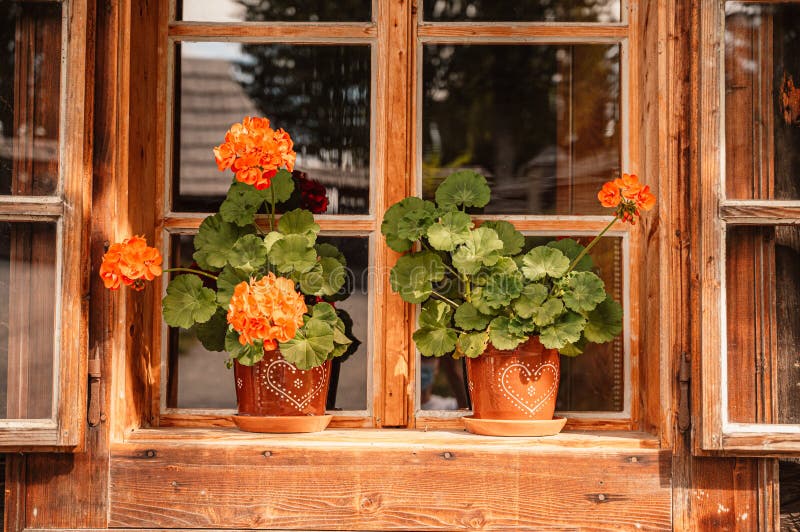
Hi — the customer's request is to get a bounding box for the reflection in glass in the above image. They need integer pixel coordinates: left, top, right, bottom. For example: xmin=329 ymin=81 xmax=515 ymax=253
xmin=0 ymin=3 xmax=62 ymax=196
xmin=725 ymin=4 xmax=800 ymax=200
xmin=166 ymin=234 xmax=369 ymax=411
xmin=422 ymin=45 xmax=621 ymax=215
xmin=423 ymin=0 xmax=621 ymax=22
xmin=421 ymin=235 xmax=624 ymax=413
xmin=0 ymin=221 xmax=57 ymax=419
xmin=726 ymin=225 xmax=800 ymax=425
xmin=781 ymin=459 xmax=800 ymax=529
xmin=178 ymin=0 xmax=371 ymax=22
xmin=173 ymin=42 xmax=371 ymax=214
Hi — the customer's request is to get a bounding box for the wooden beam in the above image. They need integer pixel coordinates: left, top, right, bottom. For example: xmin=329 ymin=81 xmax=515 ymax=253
xmin=168 ymin=22 xmax=377 ymax=41
xmin=163 ymin=214 xmax=376 ymax=233
xmin=417 ymin=22 xmax=628 ymax=42
xmin=720 ymin=201 xmax=800 ymax=225
xmin=110 ymin=438 xmax=671 ymax=529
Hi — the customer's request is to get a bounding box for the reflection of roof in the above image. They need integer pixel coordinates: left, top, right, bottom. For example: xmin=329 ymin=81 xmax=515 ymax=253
xmin=178 ymin=57 xmax=369 ymax=197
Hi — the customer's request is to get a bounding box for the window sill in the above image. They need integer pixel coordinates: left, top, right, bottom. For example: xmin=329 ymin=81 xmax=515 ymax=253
xmin=121 ymin=426 xmax=659 ymax=451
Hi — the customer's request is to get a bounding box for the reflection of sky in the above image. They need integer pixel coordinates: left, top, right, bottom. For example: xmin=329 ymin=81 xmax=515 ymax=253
xmin=182 ymin=0 xmax=244 ymax=22
xmin=181 ymin=41 xmax=244 ymax=62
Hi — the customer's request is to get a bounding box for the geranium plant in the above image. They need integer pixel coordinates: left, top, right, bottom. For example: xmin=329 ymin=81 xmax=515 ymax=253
xmin=381 ymin=170 xmax=655 ymax=358
xmin=101 ymin=117 xmax=356 ymax=370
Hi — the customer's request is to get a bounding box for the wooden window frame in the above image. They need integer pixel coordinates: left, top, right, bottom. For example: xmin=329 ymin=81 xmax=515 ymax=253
xmin=698 ymin=0 xmax=800 ymax=454
xmin=114 ymin=0 xmax=663 ymax=443
xmin=0 ymin=0 xmax=90 ymax=450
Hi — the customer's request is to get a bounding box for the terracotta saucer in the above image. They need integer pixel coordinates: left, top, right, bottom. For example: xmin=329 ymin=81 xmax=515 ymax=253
xmin=232 ymin=414 xmax=333 ymax=433
xmin=463 ymin=416 xmax=567 ymax=437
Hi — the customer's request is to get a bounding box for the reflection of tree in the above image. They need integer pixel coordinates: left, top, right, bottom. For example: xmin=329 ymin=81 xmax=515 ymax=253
xmin=234 ymin=2 xmax=370 ymax=177
xmin=424 ymin=0 xmax=618 ymax=22
xmin=236 ymin=0 xmax=369 ymax=22
xmin=0 ymin=4 xmax=19 ymax=193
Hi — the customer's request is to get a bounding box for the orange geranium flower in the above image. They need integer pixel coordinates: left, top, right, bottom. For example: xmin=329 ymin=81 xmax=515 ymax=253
xmin=227 ymin=273 xmax=308 ymax=349
xmin=100 ymin=236 xmax=162 ymax=291
xmin=213 ymin=117 xmax=296 ymax=190
xmin=598 ymin=173 xmax=656 ymax=225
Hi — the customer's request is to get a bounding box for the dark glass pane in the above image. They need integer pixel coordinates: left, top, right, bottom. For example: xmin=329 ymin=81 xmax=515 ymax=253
xmin=178 ymin=0 xmax=371 ymax=22
xmin=0 ymin=3 xmax=62 ymax=196
xmin=424 ymin=0 xmax=621 ymax=22
xmin=173 ymin=42 xmax=371 ymax=214
xmin=421 ymin=235 xmax=625 ymax=413
xmin=0 ymin=221 xmax=58 ymax=419
xmin=726 ymin=225 xmax=800 ymax=425
xmin=167 ymin=234 xmax=369 ymax=411
xmin=422 ymin=44 xmax=621 ymax=215
xmin=781 ymin=459 xmax=800 ymax=530
xmin=725 ymin=4 xmax=800 ymax=200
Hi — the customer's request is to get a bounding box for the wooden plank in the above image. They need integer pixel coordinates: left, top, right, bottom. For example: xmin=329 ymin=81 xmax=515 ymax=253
xmin=720 ymin=202 xmax=800 ymax=224
xmin=163 ymin=214 xmax=376 ymax=233
xmin=158 ymin=413 xmax=372 ymax=429
xmin=167 ymin=22 xmax=377 ymax=41
xmin=110 ymin=440 xmax=670 ymax=530
xmin=0 ymin=197 xmax=63 ymax=217
xmin=417 ymin=22 xmax=628 ymax=42
xmin=414 ymin=415 xmax=641 ymax=434
xmin=379 ymin=0 xmax=412 ymax=428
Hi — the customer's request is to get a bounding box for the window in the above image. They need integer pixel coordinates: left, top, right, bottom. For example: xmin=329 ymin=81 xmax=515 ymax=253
xmin=699 ymin=0 xmax=800 ymax=453
xmin=135 ymin=0 xmax=656 ymax=434
xmin=0 ymin=0 xmax=89 ymax=448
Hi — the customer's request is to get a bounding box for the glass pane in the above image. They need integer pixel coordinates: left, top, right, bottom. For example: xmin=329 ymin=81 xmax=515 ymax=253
xmin=422 ymin=44 xmax=621 ymax=215
xmin=0 ymin=221 xmax=57 ymax=419
xmin=167 ymin=234 xmax=369 ymax=411
xmin=0 ymin=3 xmax=62 ymax=196
xmin=726 ymin=225 xmax=800 ymax=424
xmin=423 ymin=0 xmax=621 ymax=22
xmin=725 ymin=3 xmax=800 ymax=200
xmin=421 ymin=235 xmax=625 ymax=413
xmin=173 ymin=42 xmax=371 ymax=214
xmin=178 ymin=0 xmax=371 ymax=22
xmin=781 ymin=459 xmax=800 ymax=530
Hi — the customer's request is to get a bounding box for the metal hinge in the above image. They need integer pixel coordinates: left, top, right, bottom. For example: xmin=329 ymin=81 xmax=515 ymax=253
xmin=678 ymin=351 xmax=691 ymax=433
xmin=87 ymin=353 xmax=104 ymax=427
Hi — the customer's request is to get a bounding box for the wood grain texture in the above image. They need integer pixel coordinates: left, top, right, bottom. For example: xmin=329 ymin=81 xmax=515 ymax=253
xmin=417 ymin=22 xmax=627 ymax=42
xmin=168 ymin=22 xmax=377 ymax=41
xmin=720 ymin=202 xmax=800 ymax=225
xmin=110 ymin=439 xmax=671 ymax=530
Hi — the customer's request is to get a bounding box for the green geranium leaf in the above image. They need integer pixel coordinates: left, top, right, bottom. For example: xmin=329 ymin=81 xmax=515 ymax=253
xmin=427 ymin=211 xmax=473 ymax=251
xmin=547 ymin=238 xmax=594 ymax=272
xmin=216 ymin=265 xmax=250 ymax=306
xmin=451 ymin=227 xmax=504 ymax=275
xmin=559 ymin=337 xmax=587 ymax=357
xmin=225 ymin=329 xmax=265 ymax=366
xmin=413 ymin=300 xmax=457 ymax=357
xmin=390 ymin=251 xmax=446 ymax=304
xmin=278 ymin=208 xmax=320 ymax=244
xmin=435 ymin=170 xmax=491 ymax=211
xmin=219 ymin=182 xmax=265 ymax=227
xmin=229 ymin=234 xmax=268 ymax=273
xmin=315 ymin=242 xmax=346 ymax=266
xmin=266 ymin=169 xmax=295 ymax=205
xmin=453 ymin=301 xmax=491 ymax=330
xmin=301 ymin=257 xmax=345 ymax=297
xmin=469 ymin=286 xmax=496 ymax=316
xmin=457 ymin=331 xmax=489 ymax=358
xmin=481 ymin=221 xmax=524 ymax=255
xmin=193 ymin=214 xmax=254 ymax=271
xmin=562 ymin=271 xmax=606 ymax=312
xmin=539 ymin=312 xmax=587 ymax=350
xmin=584 ymin=295 xmax=623 ymax=343
xmin=533 ymin=298 xmax=565 ymax=327
xmin=162 ymin=275 xmax=218 ymax=329
xmin=521 ymin=246 xmax=570 ymax=281
xmin=483 ymin=272 xmax=524 ymax=309
xmin=513 ymin=283 xmax=549 ymax=318
xmin=508 ymin=315 xmax=537 ymax=336
xmin=397 ymin=203 xmax=440 ymax=243
xmin=381 ymin=197 xmax=435 ymax=252
xmin=192 ymin=308 xmax=228 ymax=352
xmin=263 ymin=231 xmax=284 ymax=254
xmin=488 ymin=316 xmax=528 ymax=351
xmin=280 ymin=314 xmax=335 ymax=370
xmin=271 ymin=233 xmax=318 ymax=274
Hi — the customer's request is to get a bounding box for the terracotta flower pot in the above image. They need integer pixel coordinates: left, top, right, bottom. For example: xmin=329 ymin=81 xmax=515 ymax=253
xmin=466 ymin=336 xmax=560 ymax=421
xmin=232 ymin=349 xmax=332 ymax=432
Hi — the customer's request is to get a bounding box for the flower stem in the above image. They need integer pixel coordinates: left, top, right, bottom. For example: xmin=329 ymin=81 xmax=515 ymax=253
xmin=431 ymin=290 xmax=459 ymax=309
xmin=566 ymin=215 xmax=619 ymax=274
xmin=163 ymin=267 xmax=219 ymax=281
xmin=269 ymin=186 xmax=277 ymax=232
